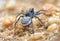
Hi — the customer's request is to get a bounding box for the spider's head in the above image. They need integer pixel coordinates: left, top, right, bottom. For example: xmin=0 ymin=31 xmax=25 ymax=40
xmin=25 ymin=8 xmax=44 ymax=16
xmin=29 ymin=8 xmax=34 ymax=13
xmin=25 ymin=8 xmax=34 ymax=18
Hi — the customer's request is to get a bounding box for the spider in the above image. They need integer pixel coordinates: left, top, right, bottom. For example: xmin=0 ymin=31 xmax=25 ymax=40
xmin=14 ymin=8 xmax=45 ymax=34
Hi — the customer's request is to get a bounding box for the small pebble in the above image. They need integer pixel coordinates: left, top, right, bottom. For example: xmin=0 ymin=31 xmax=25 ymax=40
xmin=3 ymin=16 xmax=14 ymax=27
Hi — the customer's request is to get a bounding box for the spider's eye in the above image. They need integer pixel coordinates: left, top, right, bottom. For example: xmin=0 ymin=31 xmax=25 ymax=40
xmin=25 ymin=12 xmax=30 ymax=16
xmin=29 ymin=8 xmax=34 ymax=13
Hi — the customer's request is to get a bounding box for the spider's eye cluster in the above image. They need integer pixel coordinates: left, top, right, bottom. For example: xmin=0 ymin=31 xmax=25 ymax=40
xmin=25 ymin=8 xmax=34 ymax=17
xmin=29 ymin=8 xmax=34 ymax=13
xmin=28 ymin=8 xmax=41 ymax=15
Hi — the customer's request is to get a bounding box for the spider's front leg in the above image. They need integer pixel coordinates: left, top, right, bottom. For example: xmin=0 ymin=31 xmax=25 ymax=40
xmin=13 ymin=14 xmax=24 ymax=36
xmin=14 ymin=10 xmax=25 ymax=27
xmin=13 ymin=10 xmax=25 ymax=35
xmin=14 ymin=14 xmax=24 ymax=27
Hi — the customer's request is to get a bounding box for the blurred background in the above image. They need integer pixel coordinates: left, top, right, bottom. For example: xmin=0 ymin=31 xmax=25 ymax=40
xmin=15 ymin=0 xmax=60 ymax=7
xmin=0 ymin=0 xmax=60 ymax=10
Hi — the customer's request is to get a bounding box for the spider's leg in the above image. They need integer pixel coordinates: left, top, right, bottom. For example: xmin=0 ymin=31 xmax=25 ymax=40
xmin=14 ymin=15 xmax=21 ymax=27
xmin=16 ymin=9 xmax=24 ymax=19
xmin=13 ymin=15 xmax=21 ymax=36
xmin=14 ymin=10 xmax=24 ymax=27
xmin=14 ymin=10 xmax=24 ymax=36
xmin=34 ymin=15 xmax=44 ymax=26
xmin=34 ymin=10 xmax=46 ymax=15
xmin=29 ymin=20 xmax=34 ymax=34
xmin=39 ymin=10 xmax=46 ymax=14
xmin=22 ymin=18 xmax=34 ymax=34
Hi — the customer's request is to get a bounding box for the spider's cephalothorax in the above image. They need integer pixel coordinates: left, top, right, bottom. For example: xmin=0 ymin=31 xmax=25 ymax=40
xmin=14 ymin=8 xmax=45 ymax=27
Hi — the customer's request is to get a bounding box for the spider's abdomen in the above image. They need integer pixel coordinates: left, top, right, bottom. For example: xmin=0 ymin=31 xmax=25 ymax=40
xmin=20 ymin=16 xmax=32 ymax=26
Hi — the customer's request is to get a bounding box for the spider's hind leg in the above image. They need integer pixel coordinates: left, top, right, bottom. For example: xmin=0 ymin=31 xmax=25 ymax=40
xmin=29 ymin=22 xmax=34 ymax=34
xmin=34 ymin=16 xmax=44 ymax=26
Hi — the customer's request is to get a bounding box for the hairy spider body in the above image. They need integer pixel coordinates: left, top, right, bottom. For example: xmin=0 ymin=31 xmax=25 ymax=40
xmin=14 ymin=8 xmax=45 ymax=27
